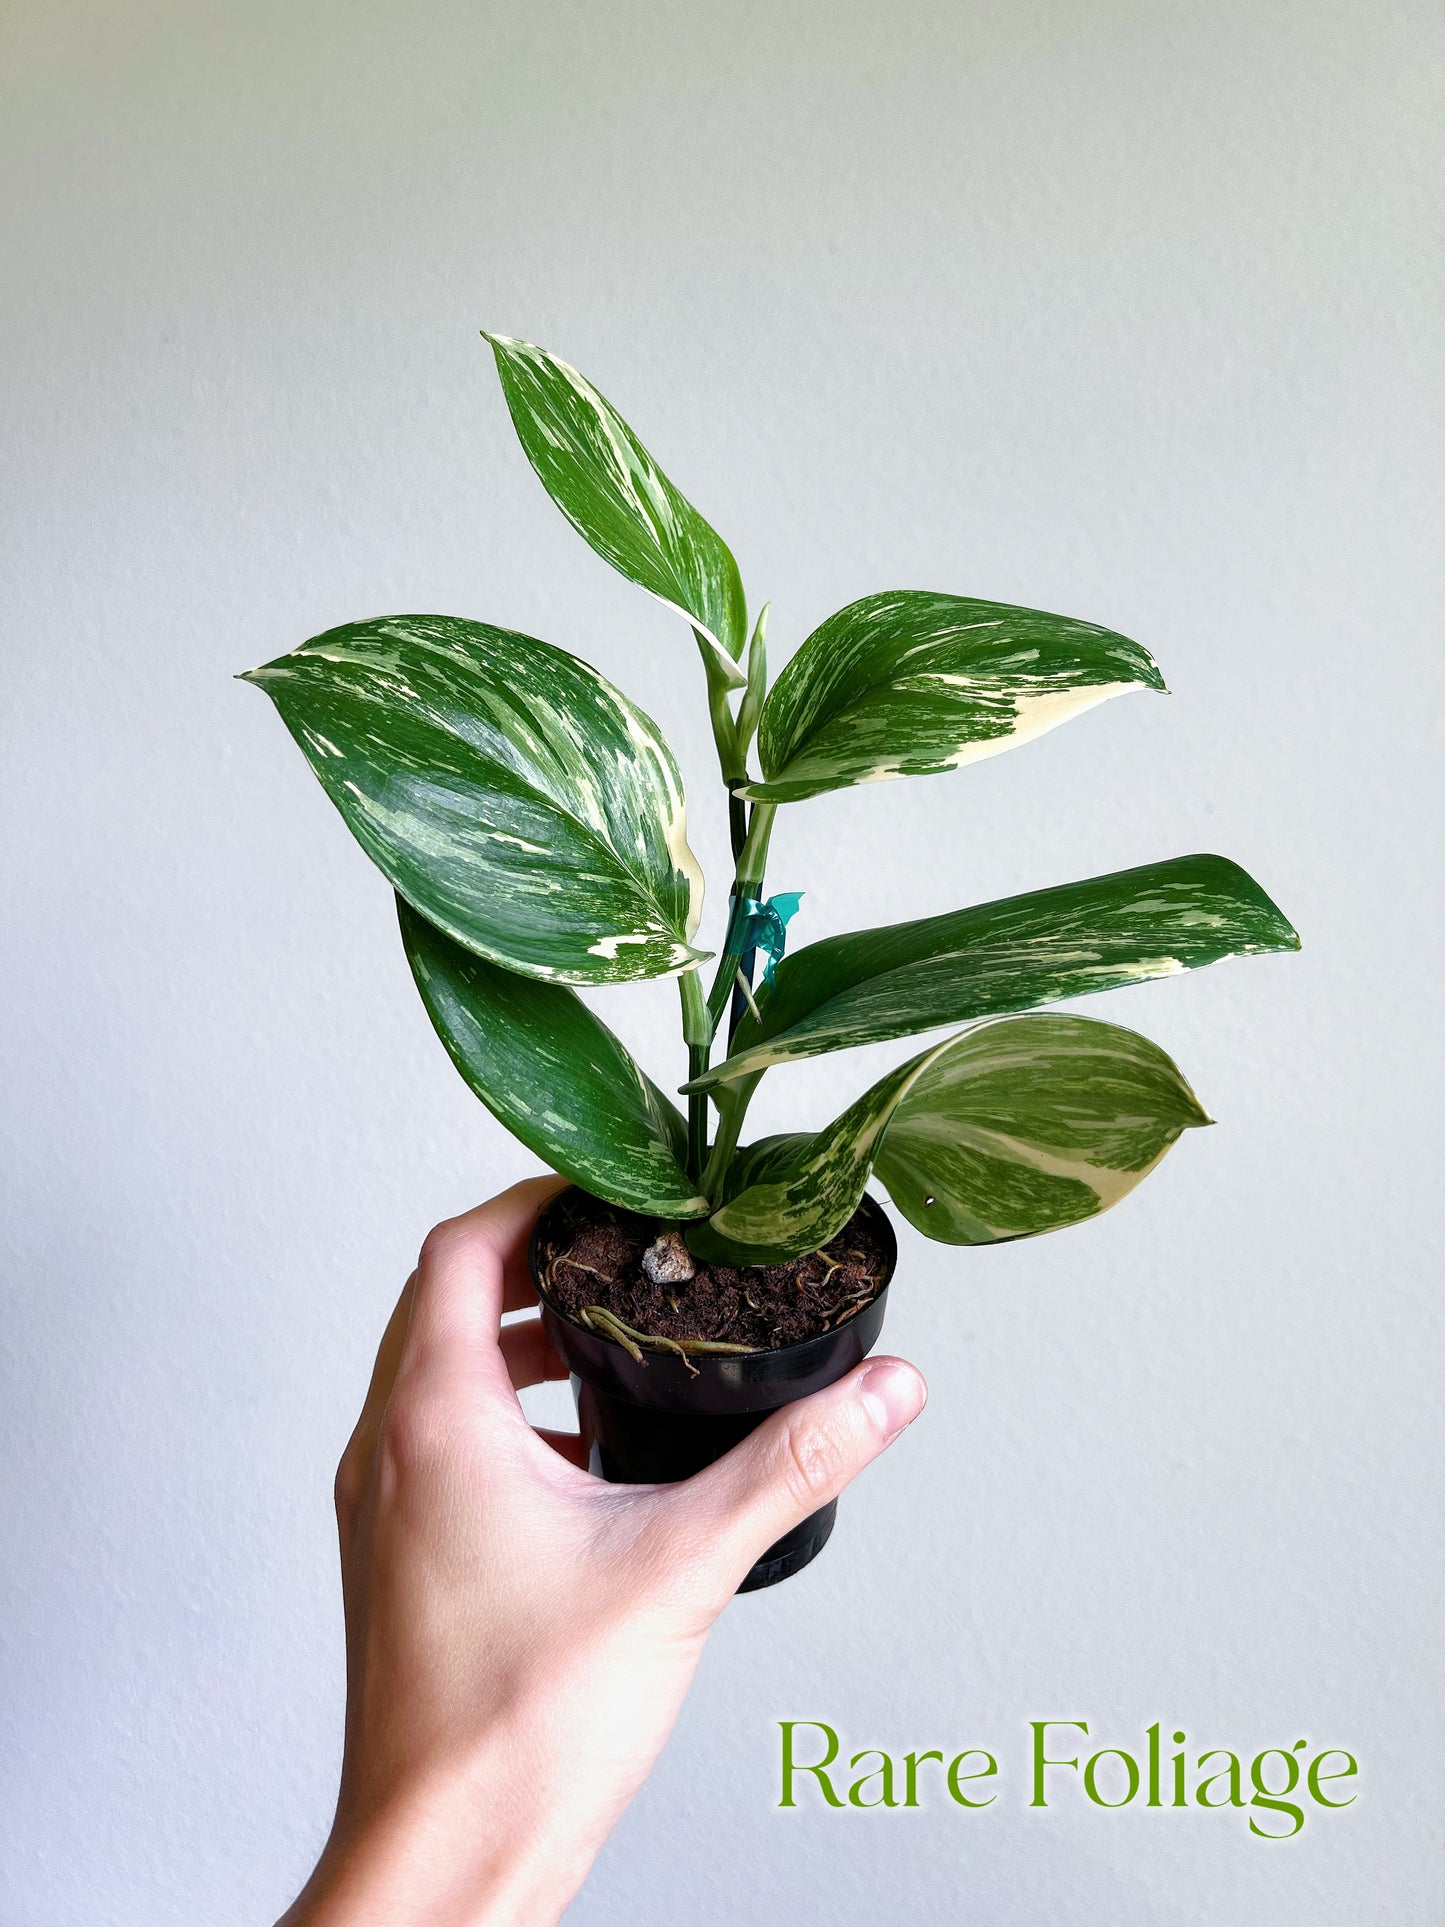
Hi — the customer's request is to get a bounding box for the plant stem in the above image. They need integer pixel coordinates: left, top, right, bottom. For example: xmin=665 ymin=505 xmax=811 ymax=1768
xmin=700 ymin=643 xmax=746 ymax=786
xmin=686 ymin=1047 xmax=708 ymax=1183
xmin=698 ymin=800 xmax=776 ymax=1196
xmin=699 ymin=1072 xmax=761 ymax=1200
xmin=728 ymin=792 xmax=748 ymax=864
xmin=728 ymin=945 xmax=758 ymax=1045
xmin=682 ymin=626 xmax=772 ymax=1203
xmin=678 ymin=969 xmax=711 ymax=1184
xmin=736 ymin=800 xmax=776 ymax=895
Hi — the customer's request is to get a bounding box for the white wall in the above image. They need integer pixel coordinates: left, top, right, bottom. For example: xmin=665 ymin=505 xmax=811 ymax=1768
xmin=2 ymin=2 xmax=1440 ymax=1920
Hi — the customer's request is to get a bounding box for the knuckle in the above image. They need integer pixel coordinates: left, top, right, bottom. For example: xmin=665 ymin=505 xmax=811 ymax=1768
xmin=418 ymin=1212 xmax=500 ymax=1283
xmin=374 ymin=1392 xmax=448 ymax=1481
xmin=332 ymin=1452 xmax=361 ymax=1522
xmin=417 ymin=1215 xmax=464 ymax=1274
xmin=779 ymin=1414 xmax=847 ymax=1508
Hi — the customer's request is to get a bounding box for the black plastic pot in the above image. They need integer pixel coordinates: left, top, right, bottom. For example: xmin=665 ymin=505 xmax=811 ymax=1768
xmin=530 ymin=1188 xmax=896 ymax=1592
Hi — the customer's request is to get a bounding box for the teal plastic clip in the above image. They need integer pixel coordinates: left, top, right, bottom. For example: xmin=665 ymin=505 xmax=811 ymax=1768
xmin=737 ymin=891 xmax=803 ymax=984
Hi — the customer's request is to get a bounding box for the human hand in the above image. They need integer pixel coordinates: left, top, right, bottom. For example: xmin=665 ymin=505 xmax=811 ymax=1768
xmin=280 ymin=1177 xmax=927 ymax=1927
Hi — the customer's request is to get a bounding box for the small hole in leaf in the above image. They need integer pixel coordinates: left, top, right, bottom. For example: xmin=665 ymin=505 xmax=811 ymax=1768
xmin=923 ymin=1196 xmax=935 ymax=1208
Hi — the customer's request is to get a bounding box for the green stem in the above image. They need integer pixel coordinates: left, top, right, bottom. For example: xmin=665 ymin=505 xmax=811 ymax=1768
xmin=699 ymin=1072 xmax=761 ymax=1201
xmin=728 ymin=944 xmax=758 ymax=1046
xmin=678 ymin=970 xmax=710 ymax=1184
xmin=700 ymin=643 xmax=746 ymax=787
xmin=696 ymin=637 xmax=751 ymax=863
xmin=687 ymin=1047 xmax=708 ymax=1183
xmin=728 ymin=792 xmax=748 ymax=864
xmin=682 ymin=624 xmax=771 ymax=1203
xmin=736 ymin=801 xmax=776 ymax=894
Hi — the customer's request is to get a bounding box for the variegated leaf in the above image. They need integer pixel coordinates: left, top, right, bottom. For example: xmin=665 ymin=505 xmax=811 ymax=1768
xmin=487 ymin=334 xmax=748 ymax=689
xmin=400 ymin=900 xmax=710 ymax=1219
xmin=874 ymin=1014 xmax=1210 ymax=1244
xmin=242 ymin=614 xmax=707 ymax=985
xmin=744 ymin=591 xmax=1165 ymax=803
xmin=686 ymin=1035 xmax=960 ymax=1265
xmin=686 ymin=854 xmax=1298 ymax=1089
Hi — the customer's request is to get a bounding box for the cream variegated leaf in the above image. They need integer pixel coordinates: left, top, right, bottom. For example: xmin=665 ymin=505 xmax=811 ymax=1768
xmin=687 ymin=855 xmax=1298 ymax=1089
xmin=242 ymin=615 xmax=707 ymax=985
xmin=400 ymin=901 xmax=709 ymax=1218
xmin=693 ymin=1013 xmax=1210 ymax=1265
xmin=487 ymin=335 xmax=748 ymax=690
xmin=873 ymin=1014 xmax=1211 ymax=1244
xmin=745 ymin=591 xmax=1165 ymax=803
xmin=686 ymin=1035 xmax=962 ymax=1265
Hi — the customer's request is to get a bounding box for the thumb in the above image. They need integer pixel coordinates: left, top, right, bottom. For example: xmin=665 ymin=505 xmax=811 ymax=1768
xmin=665 ymin=1356 xmax=927 ymax=1597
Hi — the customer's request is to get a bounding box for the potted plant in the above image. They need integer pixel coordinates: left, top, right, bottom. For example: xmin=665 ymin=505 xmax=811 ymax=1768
xmin=242 ymin=334 xmax=1299 ymax=1590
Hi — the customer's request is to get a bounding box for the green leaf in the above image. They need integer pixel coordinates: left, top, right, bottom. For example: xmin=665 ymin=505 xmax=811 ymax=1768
xmin=686 ymin=854 xmax=1298 ymax=1089
xmin=874 ymin=1014 xmax=1211 ymax=1244
xmin=400 ymin=899 xmax=710 ymax=1219
xmin=242 ymin=614 xmax=707 ymax=986
xmin=744 ymin=591 xmax=1165 ymax=803
xmin=686 ymin=1037 xmax=959 ymax=1264
xmin=486 ymin=334 xmax=748 ymax=690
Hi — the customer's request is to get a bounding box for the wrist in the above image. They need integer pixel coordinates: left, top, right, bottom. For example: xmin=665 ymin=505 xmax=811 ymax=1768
xmin=281 ymin=1745 xmax=587 ymax=1927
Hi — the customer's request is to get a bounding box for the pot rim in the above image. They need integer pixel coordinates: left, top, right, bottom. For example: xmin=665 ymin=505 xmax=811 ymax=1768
xmin=528 ymin=1183 xmax=897 ymax=1368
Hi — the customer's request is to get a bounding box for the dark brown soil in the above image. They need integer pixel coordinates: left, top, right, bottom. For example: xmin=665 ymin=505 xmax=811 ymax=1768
xmin=534 ymin=1190 xmax=891 ymax=1353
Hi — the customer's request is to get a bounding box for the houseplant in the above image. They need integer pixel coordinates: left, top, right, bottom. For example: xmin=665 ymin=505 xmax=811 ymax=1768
xmin=242 ymin=334 xmax=1299 ymax=1588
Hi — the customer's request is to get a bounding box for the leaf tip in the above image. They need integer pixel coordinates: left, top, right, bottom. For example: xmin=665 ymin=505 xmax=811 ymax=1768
xmin=1256 ymin=897 xmax=1302 ymax=953
xmin=1120 ymin=638 xmax=1168 ymax=694
xmin=481 ymin=330 xmax=523 ymax=371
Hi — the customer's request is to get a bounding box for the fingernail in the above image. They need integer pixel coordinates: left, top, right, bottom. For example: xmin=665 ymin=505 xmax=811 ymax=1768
xmin=859 ymin=1359 xmax=927 ymax=1440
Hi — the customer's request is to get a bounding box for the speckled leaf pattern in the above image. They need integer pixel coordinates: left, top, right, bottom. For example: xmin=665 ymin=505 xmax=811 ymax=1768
xmin=686 ymin=854 xmax=1298 ymax=1088
xmin=745 ymin=591 xmax=1165 ymax=803
xmin=874 ymin=1014 xmax=1210 ymax=1244
xmin=686 ymin=1035 xmax=962 ymax=1265
xmin=487 ymin=335 xmax=748 ymax=689
xmin=401 ymin=900 xmax=710 ymax=1219
xmin=243 ymin=614 xmax=707 ymax=985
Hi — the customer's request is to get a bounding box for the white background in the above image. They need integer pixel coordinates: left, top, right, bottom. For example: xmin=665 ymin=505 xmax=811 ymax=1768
xmin=2 ymin=2 xmax=1441 ymax=1920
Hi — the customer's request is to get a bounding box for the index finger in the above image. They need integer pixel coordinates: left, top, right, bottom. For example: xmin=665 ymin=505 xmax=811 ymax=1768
xmin=396 ymin=1174 xmax=566 ymax=1389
